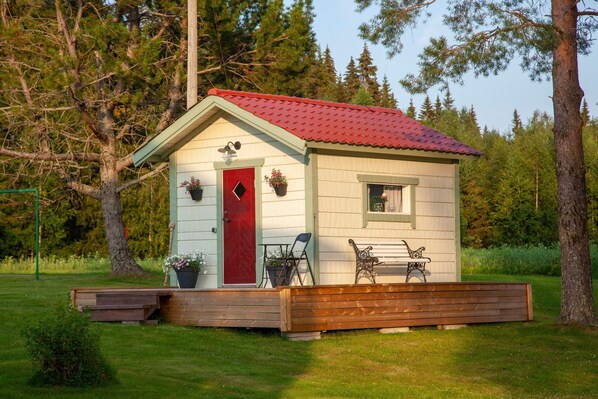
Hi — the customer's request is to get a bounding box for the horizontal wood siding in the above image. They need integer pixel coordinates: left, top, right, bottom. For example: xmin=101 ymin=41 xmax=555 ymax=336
xmin=175 ymin=114 xmax=306 ymax=288
xmin=316 ymin=154 xmax=458 ymax=284
xmin=162 ymin=289 xmax=281 ymax=328
xmin=282 ymin=283 xmax=531 ymax=332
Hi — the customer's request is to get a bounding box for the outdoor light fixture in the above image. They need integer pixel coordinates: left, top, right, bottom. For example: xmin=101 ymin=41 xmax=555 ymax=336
xmin=218 ymin=141 xmax=241 ymax=163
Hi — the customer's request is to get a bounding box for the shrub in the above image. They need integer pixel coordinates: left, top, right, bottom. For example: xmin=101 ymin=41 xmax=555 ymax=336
xmin=22 ymin=303 xmax=117 ymax=387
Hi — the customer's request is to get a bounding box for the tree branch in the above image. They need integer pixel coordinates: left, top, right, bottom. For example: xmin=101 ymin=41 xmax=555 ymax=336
xmin=578 ymin=10 xmax=598 ymax=17
xmin=0 ymin=147 xmax=101 ymax=163
xmin=156 ymin=61 xmax=183 ymax=132
xmin=59 ymin=174 xmax=101 ymax=199
xmin=118 ymin=163 xmax=168 ymax=193
xmin=68 ymin=86 xmax=109 ymax=143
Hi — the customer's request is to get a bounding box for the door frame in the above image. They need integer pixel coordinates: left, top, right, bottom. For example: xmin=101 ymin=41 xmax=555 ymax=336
xmin=214 ymin=158 xmax=264 ymax=287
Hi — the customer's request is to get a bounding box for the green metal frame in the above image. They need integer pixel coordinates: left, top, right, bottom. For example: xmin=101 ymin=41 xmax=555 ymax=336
xmin=0 ymin=189 xmax=40 ymax=280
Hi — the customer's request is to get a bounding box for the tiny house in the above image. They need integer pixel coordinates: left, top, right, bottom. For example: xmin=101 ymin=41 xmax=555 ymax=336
xmin=133 ymin=89 xmax=481 ymax=288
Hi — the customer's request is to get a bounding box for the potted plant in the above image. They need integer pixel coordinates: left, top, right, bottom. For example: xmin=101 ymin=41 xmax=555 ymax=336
xmin=265 ymin=248 xmax=290 ymax=287
xmin=265 ymin=168 xmax=288 ymax=197
xmin=163 ymin=250 xmax=206 ymax=288
xmin=180 ymin=177 xmax=203 ymax=201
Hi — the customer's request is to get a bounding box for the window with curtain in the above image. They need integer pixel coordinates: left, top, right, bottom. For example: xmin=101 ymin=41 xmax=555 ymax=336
xmin=367 ymin=184 xmax=404 ymax=214
xmin=357 ymin=174 xmax=419 ymax=228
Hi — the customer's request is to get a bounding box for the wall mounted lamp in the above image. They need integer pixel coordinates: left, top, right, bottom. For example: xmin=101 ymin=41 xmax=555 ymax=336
xmin=218 ymin=141 xmax=241 ymax=164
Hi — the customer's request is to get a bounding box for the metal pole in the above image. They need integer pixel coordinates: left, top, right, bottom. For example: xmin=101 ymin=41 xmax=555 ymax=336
xmin=35 ymin=188 xmax=39 ymax=281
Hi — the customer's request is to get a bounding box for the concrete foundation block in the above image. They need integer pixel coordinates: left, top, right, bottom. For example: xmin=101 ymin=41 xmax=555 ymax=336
xmin=286 ymin=331 xmax=322 ymax=341
xmin=437 ymin=324 xmax=468 ymax=330
xmin=379 ymin=327 xmax=412 ymax=334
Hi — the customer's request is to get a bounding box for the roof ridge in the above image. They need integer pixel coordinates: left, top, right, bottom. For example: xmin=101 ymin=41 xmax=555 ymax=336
xmin=207 ymin=88 xmax=403 ymax=116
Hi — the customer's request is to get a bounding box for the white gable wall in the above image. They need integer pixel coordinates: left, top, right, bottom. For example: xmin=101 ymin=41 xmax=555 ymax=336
xmin=316 ymin=153 xmax=458 ymax=285
xmin=173 ymin=114 xmax=306 ymax=288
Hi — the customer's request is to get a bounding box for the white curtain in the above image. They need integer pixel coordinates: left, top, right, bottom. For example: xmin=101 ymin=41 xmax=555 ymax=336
xmin=384 ymin=186 xmax=402 ymax=213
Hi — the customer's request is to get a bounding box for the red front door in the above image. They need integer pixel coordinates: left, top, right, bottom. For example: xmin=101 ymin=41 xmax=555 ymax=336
xmin=223 ymin=168 xmax=256 ymax=285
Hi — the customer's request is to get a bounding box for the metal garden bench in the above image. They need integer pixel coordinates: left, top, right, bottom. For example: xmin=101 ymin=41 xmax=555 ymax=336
xmin=348 ymin=239 xmax=431 ymax=283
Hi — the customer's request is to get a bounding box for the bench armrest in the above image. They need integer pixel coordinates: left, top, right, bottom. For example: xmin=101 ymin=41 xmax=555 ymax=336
xmin=348 ymin=239 xmax=379 ymax=263
xmin=401 ymin=240 xmax=426 ymax=258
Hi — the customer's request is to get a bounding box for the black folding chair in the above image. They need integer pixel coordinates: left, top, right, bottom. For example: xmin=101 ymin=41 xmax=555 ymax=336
xmin=284 ymin=233 xmax=315 ymax=286
xmin=258 ymin=233 xmax=315 ymax=287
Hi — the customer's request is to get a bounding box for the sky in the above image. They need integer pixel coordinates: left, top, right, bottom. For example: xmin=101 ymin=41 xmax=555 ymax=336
xmin=308 ymin=1 xmax=598 ymax=134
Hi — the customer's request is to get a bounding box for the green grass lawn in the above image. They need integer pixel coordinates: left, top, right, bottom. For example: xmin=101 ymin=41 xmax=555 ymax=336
xmin=1 ymin=272 xmax=597 ymax=398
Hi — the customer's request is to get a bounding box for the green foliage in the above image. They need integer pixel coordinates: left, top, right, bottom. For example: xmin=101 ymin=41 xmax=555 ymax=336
xmin=462 ymin=245 xmax=598 ymax=277
xmin=22 ymin=303 xmax=117 ymax=387
xmin=379 ymin=75 xmax=397 ymax=108
xmin=350 ymin=86 xmax=375 ymax=106
xmin=418 ymin=95 xmax=434 ymax=122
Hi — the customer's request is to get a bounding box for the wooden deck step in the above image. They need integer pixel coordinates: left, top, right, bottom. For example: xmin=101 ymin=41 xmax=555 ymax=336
xmin=90 ymin=291 xmax=172 ymax=322
xmin=90 ymin=304 xmax=155 ymax=322
xmin=96 ymin=291 xmax=171 ymax=307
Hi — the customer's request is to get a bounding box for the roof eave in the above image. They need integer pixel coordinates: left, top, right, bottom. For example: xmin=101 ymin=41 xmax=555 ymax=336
xmin=132 ymin=96 xmax=307 ymax=166
xmin=306 ymin=141 xmax=482 ymax=160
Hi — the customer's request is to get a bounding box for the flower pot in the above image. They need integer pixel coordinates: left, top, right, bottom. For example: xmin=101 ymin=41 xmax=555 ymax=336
xmin=273 ymin=184 xmax=287 ymax=197
xmin=266 ymin=264 xmax=290 ymax=287
xmin=175 ymin=268 xmax=199 ymax=288
xmin=189 ymin=189 xmax=203 ymax=201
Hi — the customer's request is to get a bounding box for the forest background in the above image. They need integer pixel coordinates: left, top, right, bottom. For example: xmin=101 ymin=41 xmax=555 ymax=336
xmin=1 ymin=0 xmax=597 ymax=262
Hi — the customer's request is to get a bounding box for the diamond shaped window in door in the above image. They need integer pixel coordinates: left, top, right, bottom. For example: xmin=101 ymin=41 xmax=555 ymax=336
xmin=232 ymin=181 xmax=246 ymax=200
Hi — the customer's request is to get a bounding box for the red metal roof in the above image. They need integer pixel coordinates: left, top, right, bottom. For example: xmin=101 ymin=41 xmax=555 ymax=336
xmin=208 ymin=88 xmax=482 ymax=157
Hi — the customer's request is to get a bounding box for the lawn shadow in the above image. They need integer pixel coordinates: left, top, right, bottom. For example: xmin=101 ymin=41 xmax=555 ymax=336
xmin=0 ymin=274 xmax=316 ymax=399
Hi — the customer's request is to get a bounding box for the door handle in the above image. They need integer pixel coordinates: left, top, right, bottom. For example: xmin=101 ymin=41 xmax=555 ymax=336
xmin=222 ymin=210 xmax=230 ymax=223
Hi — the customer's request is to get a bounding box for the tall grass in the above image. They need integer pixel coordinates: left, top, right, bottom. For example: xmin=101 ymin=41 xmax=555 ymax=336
xmin=0 ymin=254 xmax=163 ymax=274
xmin=462 ymin=244 xmax=598 ymax=276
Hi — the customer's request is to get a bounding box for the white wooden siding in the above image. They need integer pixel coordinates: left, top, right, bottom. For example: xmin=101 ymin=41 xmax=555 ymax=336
xmin=175 ymin=114 xmax=306 ymax=288
xmin=316 ymin=154 xmax=457 ymax=284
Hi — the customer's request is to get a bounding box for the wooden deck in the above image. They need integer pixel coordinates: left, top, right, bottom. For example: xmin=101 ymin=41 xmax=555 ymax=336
xmin=71 ymin=282 xmax=533 ymax=333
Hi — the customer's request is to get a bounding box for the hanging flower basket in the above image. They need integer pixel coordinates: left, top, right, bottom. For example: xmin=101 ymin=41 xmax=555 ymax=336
xmin=265 ymin=169 xmax=288 ymax=197
xmin=180 ymin=177 xmax=202 ymax=201
xmin=273 ymin=184 xmax=287 ymax=197
xmin=189 ymin=189 xmax=203 ymax=201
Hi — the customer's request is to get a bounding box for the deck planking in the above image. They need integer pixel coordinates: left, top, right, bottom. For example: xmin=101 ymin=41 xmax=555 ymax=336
xmin=71 ymin=282 xmax=532 ymax=333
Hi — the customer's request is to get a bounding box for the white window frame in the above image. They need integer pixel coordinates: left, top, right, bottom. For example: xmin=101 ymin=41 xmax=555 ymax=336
xmin=357 ymin=174 xmax=419 ymax=228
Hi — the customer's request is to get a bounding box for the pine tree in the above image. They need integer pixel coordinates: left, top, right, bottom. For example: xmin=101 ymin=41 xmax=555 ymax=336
xmin=258 ymin=0 xmax=318 ymax=96
xmin=379 ymin=75 xmax=397 ymax=108
xmin=344 ymin=57 xmax=361 ymax=99
xmin=512 ymin=109 xmax=523 ymax=136
xmin=442 ymin=88 xmax=455 ymax=110
xmin=418 ymin=95 xmax=434 ymax=122
xmin=581 ymin=99 xmax=590 ymax=125
xmin=323 ymin=46 xmax=336 ymax=79
xmin=357 ymin=43 xmax=380 ymax=102
xmin=406 ymin=99 xmax=416 ymax=118
xmin=434 ymin=95 xmax=443 ymax=122
xmin=335 ymin=74 xmax=348 ymax=103
xmin=469 ymin=106 xmax=480 ymax=133
xmin=351 ymin=86 xmax=375 ymax=106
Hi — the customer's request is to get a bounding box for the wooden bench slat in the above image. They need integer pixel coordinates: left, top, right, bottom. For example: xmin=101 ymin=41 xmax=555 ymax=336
xmin=349 ymin=239 xmax=430 ymax=283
